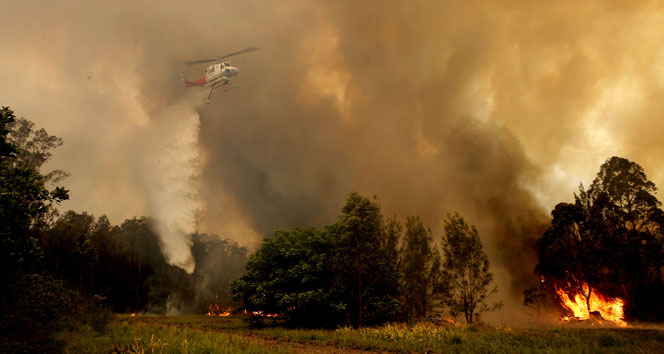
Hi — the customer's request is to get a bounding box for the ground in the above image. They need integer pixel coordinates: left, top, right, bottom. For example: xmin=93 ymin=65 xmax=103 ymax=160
xmin=59 ymin=314 xmax=664 ymax=353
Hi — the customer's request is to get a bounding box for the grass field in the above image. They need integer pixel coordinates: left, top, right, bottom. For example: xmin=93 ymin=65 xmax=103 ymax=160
xmin=59 ymin=314 xmax=664 ymax=353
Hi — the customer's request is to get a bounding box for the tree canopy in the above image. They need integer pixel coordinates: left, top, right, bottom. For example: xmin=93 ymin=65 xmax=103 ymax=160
xmin=0 ymin=107 xmax=71 ymax=351
xmin=0 ymin=107 xmax=69 ymax=276
xmin=232 ymin=192 xmax=402 ymax=328
xmin=329 ymin=192 xmax=400 ymax=327
xmin=231 ymin=193 xmax=505 ymax=327
xmin=399 ymin=216 xmax=438 ymax=322
xmin=440 ymin=213 xmax=501 ymax=323
xmin=231 ymin=228 xmax=342 ymax=327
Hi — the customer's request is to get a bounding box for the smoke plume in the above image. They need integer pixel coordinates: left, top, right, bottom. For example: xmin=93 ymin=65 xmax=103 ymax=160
xmin=141 ymin=103 xmax=201 ymax=273
xmin=3 ymin=0 xmax=664 ymax=321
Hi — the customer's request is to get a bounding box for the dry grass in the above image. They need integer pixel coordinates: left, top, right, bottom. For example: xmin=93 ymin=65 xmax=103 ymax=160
xmin=60 ymin=315 xmax=664 ymax=353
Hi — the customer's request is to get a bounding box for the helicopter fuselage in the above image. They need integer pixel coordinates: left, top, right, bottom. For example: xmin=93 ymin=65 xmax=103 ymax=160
xmin=205 ymin=62 xmax=238 ymax=87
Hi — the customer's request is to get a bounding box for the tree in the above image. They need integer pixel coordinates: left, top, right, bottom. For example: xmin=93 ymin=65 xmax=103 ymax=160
xmin=383 ymin=216 xmax=402 ymax=272
xmin=536 ymin=156 xmax=664 ymax=321
xmin=523 ymin=286 xmax=546 ymax=319
xmin=440 ymin=213 xmax=502 ymax=323
xmin=399 ymin=216 xmax=435 ymax=322
xmin=329 ymin=192 xmax=400 ymax=327
xmin=0 ymin=107 xmax=71 ymax=352
xmin=587 ymin=156 xmax=663 ymax=234
xmin=41 ymin=211 xmax=98 ymax=291
xmin=534 ymin=200 xmax=600 ymax=315
xmin=231 ymin=193 xmax=403 ymax=328
xmin=7 ymin=117 xmax=69 ymax=183
xmin=0 ymin=107 xmax=16 ymax=161
xmin=111 ymin=217 xmax=192 ymax=312
xmin=38 ymin=211 xmax=198 ymax=314
xmin=428 ymin=247 xmax=444 ymax=311
xmin=0 ymin=107 xmax=68 ymax=275
xmin=231 ymin=228 xmax=342 ymax=327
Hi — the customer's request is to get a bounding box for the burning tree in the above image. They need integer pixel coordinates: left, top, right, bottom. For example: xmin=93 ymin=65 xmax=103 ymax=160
xmin=536 ymin=156 xmax=664 ymax=323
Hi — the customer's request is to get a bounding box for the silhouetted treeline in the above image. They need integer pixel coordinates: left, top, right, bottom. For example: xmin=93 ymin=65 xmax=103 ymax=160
xmin=231 ymin=192 xmax=501 ymax=328
xmin=38 ymin=212 xmax=248 ymax=313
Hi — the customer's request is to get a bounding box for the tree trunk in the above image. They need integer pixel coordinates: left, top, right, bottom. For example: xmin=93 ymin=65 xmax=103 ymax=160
xmin=585 ymin=285 xmax=592 ymax=314
xmin=357 ymin=273 xmax=362 ymax=328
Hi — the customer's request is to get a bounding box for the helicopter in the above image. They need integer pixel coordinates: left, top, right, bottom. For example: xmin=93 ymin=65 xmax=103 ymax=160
xmin=181 ymin=46 xmax=260 ymax=103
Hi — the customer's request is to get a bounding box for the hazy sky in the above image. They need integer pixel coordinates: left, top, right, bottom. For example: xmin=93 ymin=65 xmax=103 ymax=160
xmin=2 ymin=0 xmax=664 ymax=321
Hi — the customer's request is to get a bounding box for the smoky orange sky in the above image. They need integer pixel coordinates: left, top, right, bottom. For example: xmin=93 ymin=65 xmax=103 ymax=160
xmin=2 ymin=0 xmax=664 ymax=322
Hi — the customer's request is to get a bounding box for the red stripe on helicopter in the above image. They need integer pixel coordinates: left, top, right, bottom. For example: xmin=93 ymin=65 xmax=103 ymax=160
xmin=183 ymin=77 xmax=207 ymax=87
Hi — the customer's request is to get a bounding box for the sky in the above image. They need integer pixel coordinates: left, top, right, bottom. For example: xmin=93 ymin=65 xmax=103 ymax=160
xmin=2 ymin=0 xmax=664 ymax=322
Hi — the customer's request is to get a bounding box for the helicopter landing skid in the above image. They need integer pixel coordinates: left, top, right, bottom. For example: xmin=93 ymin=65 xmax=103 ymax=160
xmin=206 ymin=83 xmax=237 ymax=104
xmin=206 ymin=85 xmax=215 ymax=104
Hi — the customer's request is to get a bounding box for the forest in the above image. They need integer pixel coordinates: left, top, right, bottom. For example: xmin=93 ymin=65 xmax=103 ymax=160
xmin=2 ymin=106 xmax=664 ymax=352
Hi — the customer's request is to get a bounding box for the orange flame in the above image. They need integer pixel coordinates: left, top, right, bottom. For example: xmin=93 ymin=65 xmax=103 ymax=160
xmin=251 ymin=310 xmax=280 ymax=318
xmin=206 ymin=303 xmax=232 ymax=317
xmin=554 ymin=282 xmax=626 ymax=327
xmin=206 ymin=293 xmax=233 ymax=317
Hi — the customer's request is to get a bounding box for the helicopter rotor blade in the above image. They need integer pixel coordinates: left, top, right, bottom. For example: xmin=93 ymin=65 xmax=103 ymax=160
xmin=183 ymin=58 xmax=218 ymax=65
xmin=216 ymin=46 xmax=261 ymax=61
xmin=183 ymin=47 xmax=260 ymax=65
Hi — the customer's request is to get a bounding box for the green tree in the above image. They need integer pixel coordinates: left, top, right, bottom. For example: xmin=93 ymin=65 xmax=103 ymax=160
xmin=0 ymin=107 xmax=71 ymax=352
xmin=0 ymin=107 xmax=68 ymax=275
xmin=440 ymin=213 xmax=501 ymax=323
xmin=329 ymin=192 xmax=399 ymax=327
xmin=399 ymin=216 xmax=435 ymax=322
xmin=231 ymin=228 xmax=342 ymax=327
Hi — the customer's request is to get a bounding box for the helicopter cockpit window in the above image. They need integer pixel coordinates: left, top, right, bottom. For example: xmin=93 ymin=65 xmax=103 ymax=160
xmin=223 ymin=62 xmax=230 ymax=67
xmin=209 ymin=66 xmax=215 ymax=73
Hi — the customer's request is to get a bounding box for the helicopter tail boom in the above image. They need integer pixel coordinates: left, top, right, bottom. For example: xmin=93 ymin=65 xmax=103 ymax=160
xmin=180 ymin=74 xmax=206 ymax=87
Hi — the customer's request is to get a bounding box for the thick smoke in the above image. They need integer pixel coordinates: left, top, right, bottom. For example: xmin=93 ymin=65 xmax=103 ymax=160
xmin=3 ymin=0 xmax=664 ymax=321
